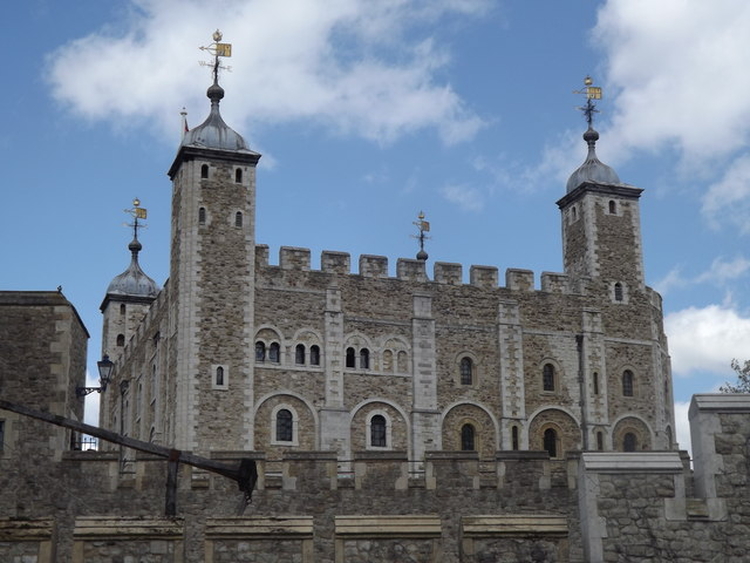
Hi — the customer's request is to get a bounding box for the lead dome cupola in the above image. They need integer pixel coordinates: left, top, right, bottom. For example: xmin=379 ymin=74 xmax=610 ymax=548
xmin=566 ymin=127 xmax=621 ymax=193
xmin=106 ymin=237 xmax=159 ymax=298
xmin=180 ymin=80 xmax=250 ymax=152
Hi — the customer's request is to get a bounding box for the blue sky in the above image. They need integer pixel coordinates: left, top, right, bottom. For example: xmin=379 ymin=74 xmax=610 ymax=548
xmin=6 ymin=1 xmax=750 ymax=453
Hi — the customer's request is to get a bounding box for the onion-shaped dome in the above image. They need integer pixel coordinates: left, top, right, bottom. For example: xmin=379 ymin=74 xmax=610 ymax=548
xmin=106 ymin=238 xmax=159 ymax=298
xmin=566 ymin=127 xmax=620 ymax=193
xmin=180 ymin=81 xmax=250 ymax=152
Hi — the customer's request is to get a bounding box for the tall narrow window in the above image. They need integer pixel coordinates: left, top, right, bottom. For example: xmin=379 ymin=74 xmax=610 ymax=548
xmin=215 ymin=366 xmax=224 ymax=386
xmin=461 ymin=424 xmax=475 ymax=451
xmin=117 ymin=334 xmax=125 ymax=347
xmin=120 ymin=303 xmax=126 ymax=315
xmin=623 ymin=432 xmax=637 ymax=452
xmin=593 ymin=372 xmax=599 ymax=395
xmin=345 ymin=347 xmax=356 ymax=368
xmin=542 ymin=363 xmax=555 ymax=391
xmin=269 ymin=342 xmax=280 ymax=363
xmin=597 ymin=431 xmax=604 ymax=451
xmin=460 ymin=357 xmax=473 ymax=385
xmin=512 ymin=426 xmax=519 ymax=450
xmin=255 ymin=341 xmax=266 ymax=361
xmin=235 ymin=168 xmax=243 ymax=183
xmin=360 ymin=348 xmax=370 ymax=369
xmin=276 ymin=409 xmax=293 ymax=442
xmin=235 ymin=211 xmax=243 ymax=227
xmin=310 ymin=345 xmax=320 ymax=366
xmin=614 ymin=282 xmax=623 ymax=302
xmin=370 ymin=415 xmax=386 ymax=447
xmin=622 ymin=369 xmax=634 ymax=397
xmin=608 ymin=200 xmax=616 ymax=214
xmin=543 ymin=428 xmax=558 ymax=458
xmin=198 ymin=207 xmax=206 ymax=224
xmin=295 ymin=344 xmax=305 ymax=365
xmin=201 ymin=164 xmax=209 ymax=178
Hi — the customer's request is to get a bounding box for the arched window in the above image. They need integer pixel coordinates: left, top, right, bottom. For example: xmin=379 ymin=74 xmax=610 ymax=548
xmin=255 ymin=341 xmax=266 ymax=362
xmin=276 ymin=409 xmax=293 ymax=442
xmin=370 ymin=414 xmax=386 ymax=447
xmin=572 ymin=207 xmax=578 ymax=221
xmin=345 ymin=347 xmax=356 ymax=368
xmin=382 ymin=350 xmax=393 ymax=372
xmin=622 ymin=369 xmax=634 ymax=397
xmin=117 ymin=334 xmax=125 ymax=347
xmin=597 ymin=431 xmax=604 ymax=451
xmin=359 ymin=348 xmax=369 ymax=369
xmin=461 ymin=424 xmax=475 ymax=451
xmin=119 ymin=303 xmax=126 ymax=315
xmin=269 ymin=342 xmax=280 ymax=363
xmin=215 ymin=366 xmax=224 ymax=386
xmin=623 ymin=432 xmax=637 ymax=452
xmin=310 ymin=345 xmax=320 ymax=366
xmin=512 ymin=426 xmax=519 ymax=450
xmin=614 ymin=282 xmax=624 ymax=302
xmin=198 ymin=207 xmax=206 ymax=224
xmin=235 ymin=168 xmax=243 ymax=183
xmin=295 ymin=344 xmax=305 ymax=365
xmin=235 ymin=211 xmax=243 ymax=227
xmin=460 ymin=357 xmax=473 ymax=385
xmin=542 ymin=363 xmax=555 ymax=391
xmin=201 ymin=164 xmax=209 ymax=179
xmin=609 ymin=200 xmax=616 ymax=214
xmin=543 ymin=428 xmax=558 ymax=458
xmin=593 ymin=372 xmax=599 ymax=395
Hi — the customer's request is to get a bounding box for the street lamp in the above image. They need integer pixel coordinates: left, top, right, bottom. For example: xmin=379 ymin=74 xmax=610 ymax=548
xmin=76 ymin=355 xmax=115 ymax=397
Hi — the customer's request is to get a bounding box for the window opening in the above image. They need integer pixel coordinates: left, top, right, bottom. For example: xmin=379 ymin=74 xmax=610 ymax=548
xmin=512 ymin=426 xmax=519 ymax=450
xmin=460 ymin=357 xmax=473 ymax=385
xmin=276 ymin=409 xmax=293 ymax=442
xmin=461 ymin=424 xmax=475 ymax=451
xmin=198 ymin=207 xmax=206 ymax=224
xmin=542 ymin=363 xmax=555 ymax=391
xmin=597 ymin=431 xmax=604 ymax=451
xmin=117 ymin=334 xmax=125 ymax=347
xmin=609 ymin=200 xmax=616 ymax=214
xmin=623 ymin=432 xmax=637 ymax=452
xmin=235 ymin=168 xmax=243 ymax=183
xmin=543 ymin=428 xmax=558 ymax=458
xmin=360 ymin=348 xmax=369 ymax=369
xmin=593 ymin=372 xmax=599 ymax=395
xmin=295 ymin=344 xmax=305 ymax=365
xmin=345 ymin=347 xmax=355 ymax=368
xmin=370 ymin=415 xmax=386 ymax=447
xmin=215 ymin=366 xmax=224 ymax=386
xmin=120 ymin=303 xmax=126 ymax=315
xmin=201 ymin=164 xmax=209 ymax=179
xmin=614 ymin=282 xmax=623 ymax=302
xmin=622 ymin=370 xmax=634 ymax=397
xmin=269 ymin=342 xmax=280 ymax=363
xmin=310 ymin=345 xmax=320 ymax=366
xmin=255 ymin=341 xmax=266 ymax=362
xmin=235 ymin=211 xmax=243 ymax=227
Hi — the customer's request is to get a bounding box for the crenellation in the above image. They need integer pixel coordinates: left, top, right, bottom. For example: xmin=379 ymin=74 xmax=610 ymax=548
xmin=506 ymin=268 xmax=534 ymax=291
xmin=541 ymin=271 xmax=570 ymax=293
xmin=255 ymin=244 xmax=269 ymax=268
xmin=280 ymin=246 xmax=311 ymax=270
xmin=396 ymin=258 xmax=427 ymax=281
xmin=358 ymin=254 xmax=389 ymax=278
xmin=434 ymin=261 xmax=462 ymax=285
xmin=321 ymin=250 xmax=351 ymax=274
xmin=470 ymin=264 xmax=499 ymax=288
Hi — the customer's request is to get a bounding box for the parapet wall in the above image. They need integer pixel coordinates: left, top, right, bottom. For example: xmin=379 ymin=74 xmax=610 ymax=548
xmin=256 ymin=245 xmax=586 ymax=294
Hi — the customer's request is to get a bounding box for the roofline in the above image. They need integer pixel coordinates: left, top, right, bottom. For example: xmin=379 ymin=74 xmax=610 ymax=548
xmin=168 ymin=145 xmax=261 ymax=179
xmin=556 ymin=182 xmax=644 ymax=209
xmin=0 ymin=290 xmax=90 ymax=338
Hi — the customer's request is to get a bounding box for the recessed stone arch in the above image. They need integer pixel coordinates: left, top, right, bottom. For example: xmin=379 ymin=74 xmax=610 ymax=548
xmin=528 ymin=408 xmax=581 ymax=458
xmin=254 ymin=392 xmax=317 ymax=458
xmin=350 ymin=400 xmax=409 ymax=455
xmin=612 ymin=415 xmax=653 ymax=452
xmin=441 ymin=402 xmax=498 ymax=459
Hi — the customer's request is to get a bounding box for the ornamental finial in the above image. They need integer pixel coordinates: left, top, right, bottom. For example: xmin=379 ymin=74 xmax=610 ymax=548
xmin=573 ymin=75 xmax=602 ymax=128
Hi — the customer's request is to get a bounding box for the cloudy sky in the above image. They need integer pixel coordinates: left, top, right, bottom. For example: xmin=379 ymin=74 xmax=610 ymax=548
xmin=6 ymin=0 xmax=750 ymax=452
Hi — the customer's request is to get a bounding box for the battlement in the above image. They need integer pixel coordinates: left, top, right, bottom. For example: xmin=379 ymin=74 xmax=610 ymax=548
xmin=255 ymin=245 xmax=584 ymax=294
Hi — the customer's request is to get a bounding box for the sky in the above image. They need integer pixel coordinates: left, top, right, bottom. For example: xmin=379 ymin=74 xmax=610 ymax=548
xmin=5 ymin=0 xmax=750 ymax=454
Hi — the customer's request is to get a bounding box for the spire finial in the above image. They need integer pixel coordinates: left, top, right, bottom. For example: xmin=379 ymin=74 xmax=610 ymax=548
xmin=412 ymin=211 xmax=431 ymax=261
xmin=573 ymin=75 xmax=602 ymax=129
xmin=199 ymin=29 xmax=233 ymax=87
xmin=125 ymin=198 xmax=148 ymax=255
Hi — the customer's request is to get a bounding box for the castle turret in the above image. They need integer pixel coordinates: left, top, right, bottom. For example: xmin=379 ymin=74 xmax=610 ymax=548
xmin=166 ymin=41 xmax=261 ymax=452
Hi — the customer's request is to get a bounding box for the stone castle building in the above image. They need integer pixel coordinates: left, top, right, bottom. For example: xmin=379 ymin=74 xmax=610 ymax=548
xmin=7 ymin=72 xmax=750 ymax=563
xmin=97 ymin=74 xmax=674 ymax=464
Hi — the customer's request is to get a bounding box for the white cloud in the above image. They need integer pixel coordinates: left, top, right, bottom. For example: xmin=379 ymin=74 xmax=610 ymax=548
xmin=46 ymin=0 xmax=487 ymax=146
xmin=594 ymin=1 xmax=750 ymax=165
xmin=673 ymin=400 xmax=691 ymax=456
xmin=665 ymin=304 xmax=750 ymax=377
xmin=702 ymin=154 xmax=750 ymax=232
xmin=440 ymin=183 xmax=483 ymax=212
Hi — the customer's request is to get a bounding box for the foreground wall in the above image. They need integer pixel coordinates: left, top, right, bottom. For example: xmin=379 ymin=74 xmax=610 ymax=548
xmin=1 ymin=394 xmax=749 ymax=562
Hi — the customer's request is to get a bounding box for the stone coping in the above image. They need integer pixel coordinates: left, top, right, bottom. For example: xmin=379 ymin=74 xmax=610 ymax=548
xmin=462 ymin=514 xmax=568 ymax=537
xmin=0 ymin=518 xmax=54 ymax=541
xmin=690 ymin=393 xmax=750 ymax=416
xmin=73 ymin=517 xmax=184 ymax=539
xmin=335 ymin=515 xmax=441 ymax=538
xmin=580 ymin=451 xmax=683 ymax=473
xmin=206 ymin=516 xmax=313 ymax=538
